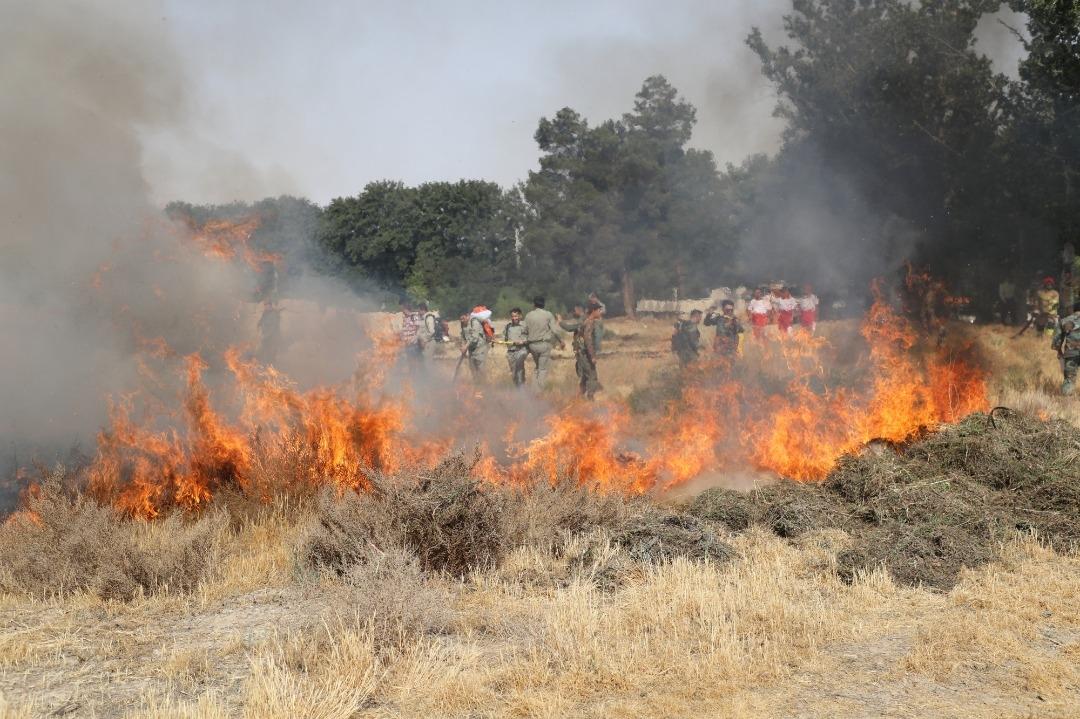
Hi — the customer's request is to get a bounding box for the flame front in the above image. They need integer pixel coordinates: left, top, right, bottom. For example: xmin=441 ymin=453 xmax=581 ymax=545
xmin=85 ymin=289 xmax=987 ymax=518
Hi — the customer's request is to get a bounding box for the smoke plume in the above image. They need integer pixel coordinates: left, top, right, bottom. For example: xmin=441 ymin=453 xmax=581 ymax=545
xmin=0 ymin=0 xmax=366 ymax=477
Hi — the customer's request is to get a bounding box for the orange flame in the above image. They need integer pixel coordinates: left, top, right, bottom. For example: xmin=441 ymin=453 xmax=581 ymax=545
xmin=81 ymin=287 xmax=988 ymax=517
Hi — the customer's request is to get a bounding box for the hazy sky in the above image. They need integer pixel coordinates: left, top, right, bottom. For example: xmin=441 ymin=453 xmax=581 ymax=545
xmin=139 ymin=0 xmax=792 ymax=205
xmin=137 ymin=1 xmax=1028 ymax=207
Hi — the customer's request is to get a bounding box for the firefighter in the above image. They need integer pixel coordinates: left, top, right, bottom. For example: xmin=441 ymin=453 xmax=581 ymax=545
xmin=502 ymin=308 xmax=529 ymax=387
xmin=460 ymin=306 xmax=492 ymax=384
xmin=1035 ymin=277 xmax=1060 ymax=336
xmin=672 ymin=309 xmax=704 ymax=366
xmin=524 ymin=296 xmax=563 ymax=389
xmin=416 ymin=302 xmax=439 ymax=361
xmin=1052 ymin=300 xmax=1080 ymax=395
xmin=704 ymin=300 xmax=743 ymax=356
xmin=560 ymin=303 xmax=603 ymax=399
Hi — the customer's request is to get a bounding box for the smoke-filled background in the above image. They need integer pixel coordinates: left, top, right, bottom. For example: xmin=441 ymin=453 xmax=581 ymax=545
xmin=2 ymin=0 xmax=1076 ymax=475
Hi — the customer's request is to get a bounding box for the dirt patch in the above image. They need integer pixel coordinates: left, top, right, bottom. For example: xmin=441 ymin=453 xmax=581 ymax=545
xmin=689 ymin=411 xmax=1080 ymax=589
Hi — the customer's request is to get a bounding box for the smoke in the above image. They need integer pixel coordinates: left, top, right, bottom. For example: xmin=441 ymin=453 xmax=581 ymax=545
xmin=0 ymin=0 xmax=368 ymax=477
xmin=544 ymin=0 xmax=789 ymax=168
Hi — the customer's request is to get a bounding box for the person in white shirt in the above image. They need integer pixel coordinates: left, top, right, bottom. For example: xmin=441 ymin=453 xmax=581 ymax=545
xmin=746 ymin=287 xmax=773 ymax=340
xmin=798 ymin=284 xmax=820 ymax=334
xmin=773 ymin=286 xmax=798 ymax=337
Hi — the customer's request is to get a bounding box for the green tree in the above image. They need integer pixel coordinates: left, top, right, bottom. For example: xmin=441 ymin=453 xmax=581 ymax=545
xmin=317 ymin=180 xmax=522 ymax=313
xmin=521 ymin=76 xmax=732 ymax=315
xmin=747 ymin=0 xmax=1018 ymax=294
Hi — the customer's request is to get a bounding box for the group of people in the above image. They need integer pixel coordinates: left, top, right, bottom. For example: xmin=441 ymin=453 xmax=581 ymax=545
xmin=669 ymin=284 xmax=820 ymax=365
xmin=397 ymin=284 xmax=822 ymax=400
xmin=452 ymin=295 xmax=604 ymax=398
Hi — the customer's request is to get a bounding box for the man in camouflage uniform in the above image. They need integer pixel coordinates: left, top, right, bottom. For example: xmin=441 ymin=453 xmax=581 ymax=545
xmin=1036 ymin=277 xmax=1060 ymax=336
xmin=502 ymin=307 xmax=529 ymax=387
xmin=671 ymin=309 xmax=703 ymax=366
xmin=1052 ymin=300 xmax=1080 ymax=395
xmin=560 ymin=303 xmax=602 ymax=399
xmin=524 ymin=296 xmax=562 ymax=389
xmin=704 ymin=300 xmax=743 ymax=357
xmin=416 ymin=302 xmax=439 ymax=361
xmin=460 ymin=309 xmax=491 ymax=385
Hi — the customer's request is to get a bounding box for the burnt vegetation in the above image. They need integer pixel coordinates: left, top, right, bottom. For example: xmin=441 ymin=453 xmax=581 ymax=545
xmin=691 ymin=411 xmax=1080 ymax=589
xmin=5 ymin=409 xmax=1076 ymax=601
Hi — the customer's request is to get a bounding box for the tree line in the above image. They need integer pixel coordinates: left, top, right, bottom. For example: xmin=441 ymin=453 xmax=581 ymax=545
xmin=167 ymin=0 xmax=1080 ymax=317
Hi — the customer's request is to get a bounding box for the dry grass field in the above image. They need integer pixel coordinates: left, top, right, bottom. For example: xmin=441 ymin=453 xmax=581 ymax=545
xmin=1 ymin=318 xmax=1078 ymax=718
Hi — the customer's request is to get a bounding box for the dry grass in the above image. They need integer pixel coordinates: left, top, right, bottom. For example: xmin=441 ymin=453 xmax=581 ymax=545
xmin=1 ymin=321 xmax=1078 ymax=717
xmin=0 ymin=475 xmax=225 ymax=601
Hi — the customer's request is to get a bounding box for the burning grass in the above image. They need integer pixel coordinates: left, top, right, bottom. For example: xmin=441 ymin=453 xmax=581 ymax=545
xmin=691 ymin=410 xmax=1080 ymax=589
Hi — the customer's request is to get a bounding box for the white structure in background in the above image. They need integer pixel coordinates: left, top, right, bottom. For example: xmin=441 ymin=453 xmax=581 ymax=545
xmin=636 ymin=287 xmax=751 ymax=317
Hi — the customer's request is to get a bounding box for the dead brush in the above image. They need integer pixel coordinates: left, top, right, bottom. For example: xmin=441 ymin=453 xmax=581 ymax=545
xmin=690 ymin=410 xmax=1080 ymax=589
xmin=301 ymin=453 xmax=514 ymax=578
xmin=0 ymin=473 xmax=224 ymax=601
xmin=300 ymin=452 xmax=735 ymax=584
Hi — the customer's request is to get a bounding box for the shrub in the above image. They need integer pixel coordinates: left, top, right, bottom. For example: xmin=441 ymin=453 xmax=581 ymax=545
xmin=0 ymin=477 xmax=223 ymax=601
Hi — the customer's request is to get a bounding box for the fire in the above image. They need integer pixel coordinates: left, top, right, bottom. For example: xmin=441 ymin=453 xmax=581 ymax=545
xmin=186 ymin=217 xmax=281 ymax=270
xmin=75 ymin=282 xmax=987 ymax=518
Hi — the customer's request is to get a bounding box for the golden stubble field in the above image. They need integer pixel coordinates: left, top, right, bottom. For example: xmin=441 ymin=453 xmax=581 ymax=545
xmin=0 ymin=319 xmax=1077 ymax=719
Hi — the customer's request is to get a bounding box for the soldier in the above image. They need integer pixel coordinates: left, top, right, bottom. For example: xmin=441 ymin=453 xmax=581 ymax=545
xmin=416 ymin=302 xmax=439 ymax=361
xmin=704 ymin=300 xmax=743 ymax=356
xmin=1035 ymin=277 xmax=1060 ymax=336
xmin=398 ymin=299 xmax=421 ymax=359
xmin=460 ymin=306 xmax=492 ymax=384
xmin=502 ymin=307 xmax=529 ymax=387
xmin=524 ymin=296 xmax=563 ymax=389
xmin=1052 ymin=300 xmax=1080 ymax=395
xmin=671 ymin=309 xmax=703 ymax=366
xmin=560 ymin=303 xmax=603 ymax=399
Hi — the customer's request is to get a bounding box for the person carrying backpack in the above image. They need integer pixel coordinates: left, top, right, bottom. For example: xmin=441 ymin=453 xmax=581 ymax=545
xmin=416 ymin=302 xmax=446 ymax=361
xmin=460 ymin=305 xmax=494 ymax=385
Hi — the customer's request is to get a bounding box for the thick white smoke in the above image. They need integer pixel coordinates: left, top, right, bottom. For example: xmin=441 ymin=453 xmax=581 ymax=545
xmin=0 ymin=0 xmax=369 ymax=475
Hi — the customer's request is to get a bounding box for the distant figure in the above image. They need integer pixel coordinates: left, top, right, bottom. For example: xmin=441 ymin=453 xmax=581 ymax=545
xmin=705 ymin=300 xmax=743 ymax=356
xmin=671 ymin=309 xmax=703 ymax=366
xmin=588 ymin=291 xmax=606 ymax=349
xmin=774 ymin=286 xmax=797 ymax=336
xmin=416 ymin=302 xmax=439 ymax=361
xmin=1052 ymin=300 xmax=1080 ymax=395
xmin=460 ymin=306 xmax=493 ymax=384
xmin=256 ymin=300 xmax=282 ymax=365
xmin=524 ymin=296 xmax=562 ymax=389
xmin=398 ymin=299 xmax=421 ymax=358
xmin=798 ymin=284 xmax=820 ymax=334
xmin=560 ymin=303 xmax=603 ymax=399
xmin=1035 ymin=277 xmax=1060 ymax=336
xmin=747 ymin=288 xmax=772 ymax=340
xmin=502 ymin=307 xmax=529 ymax=387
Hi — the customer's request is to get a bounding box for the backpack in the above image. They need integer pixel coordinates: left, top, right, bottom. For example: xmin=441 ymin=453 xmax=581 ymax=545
xmin=425 ymin=312 xmax=450 ymax=343
xmin=481 ymin=319 xmax=495 ymax=341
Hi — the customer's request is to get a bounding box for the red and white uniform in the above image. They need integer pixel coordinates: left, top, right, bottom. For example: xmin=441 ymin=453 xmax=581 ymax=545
xmin=773 ymin=296 xmax=797 ymax=335
xmin=747 ymin=297 xmax=772 ymax=338
xmin=798 ymin=294 xmax=819 ymax=332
